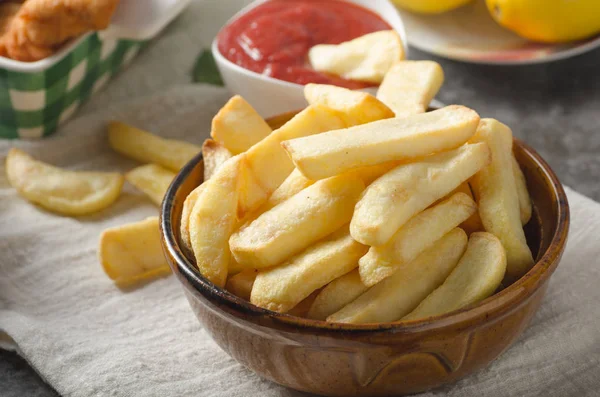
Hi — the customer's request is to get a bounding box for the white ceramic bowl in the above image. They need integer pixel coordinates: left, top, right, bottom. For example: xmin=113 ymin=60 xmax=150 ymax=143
xmin=212 ymin=0 xmax=408 ymax=118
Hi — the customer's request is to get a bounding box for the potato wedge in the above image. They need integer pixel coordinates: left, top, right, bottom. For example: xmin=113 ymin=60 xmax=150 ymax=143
xmin=180 ymin=184 xmax=204 ymax=256
xmin=108 ymin=121 xmax=201 ymax=172
xmin=99 ymin=216 xmax=171 ymax=286
xmin=211 ymin=95 xmax=272 ymax=154
xmin=329 ymin=228 xmax=467 ymax=324
xmin=359 ymin=192 xmax=477 ymax=286
xmin=306 ymin=269 xmax=368 ymax=320
xmin=470 ymin=119 xmax=533 ymax=281
xmin=231 ymin=173 xmax=365 ymax=269
xmin=239 ymin=105 xmax=346 ymax=216
xmin=304 ymin=84 xmax=394 ymax=125
xmin=403 ymin=232 xmax=506 ymax=321
xmin=202 ymin=139 xmax=233 ymax=181
xmin=250 ymin=228 xmax=368 ymax=313
xmin=125 ymin=164 xmax=175 ymax=206
xmin=225 ymin=269 xmax=258 ymax=300
xmin=512 ymin=154 xmax=532 ymax=225
xmin=282 ymin=105 xmax=480 ymax=180
xmin=189 ymin=156 xmax=242 ymax=287
xmin=308 ymin=30 xmax=405 ymax=84
xmin=376 ymin=61 xmax=444 ymax=118
xmin=6 ymin=148 xmax=123 ymax=216
xmin=351 ymin=142 xmax=490 ymax=246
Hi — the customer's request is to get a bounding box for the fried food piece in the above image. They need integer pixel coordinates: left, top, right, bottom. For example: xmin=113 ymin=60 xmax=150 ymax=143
xmin=180 ymin=184 xmax=204 ymax=256
xmin=6 ymin=148 xmax=123 ymax=216
xmin=0 ymin=2 xmax=21 ymax=37
xmin=512 ymin=154 xmax=532 ymax=225
xmin=202 ymin=139 xmax=233 ymax=181
xmin=450 ymin=182 xmax=484 ymax=234
xmin=306 ymin=269 xmax=368 ymax=320
xmin=125 ymin=164 xmax=175 ymax=206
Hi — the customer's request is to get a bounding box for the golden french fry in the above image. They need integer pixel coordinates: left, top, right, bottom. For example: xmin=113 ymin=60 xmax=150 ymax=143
xmin=202 ymin=139 xmax=233 ymax=181
xmin=189 ymin=156 xmax=242 ymax=287
xmin=350 ymin=142 xmax=490 ymax=246
xmin=238 ymin=105 xmax=346 ymax=216
xmin=125 ymin=164 xmax=175 ymax=206
xmin=99 ymin=216 xmax=171 ymax=286
xmin=470 ymin=119 xmax=533 ymax=282
xmin=329 ymin=228 xmax=467 ymax=324
xmin=359 ymin=192 xmax=477 ymax=287
xmin=263 ymin=168 xmax=314 ymax=212
xmin=108 ymin=121 xmax=201 ymax=172
xmin=225 ymin=269 xmax=258 ymax=300
xmin=403 ymin=232 xmax=506 ymax=321
xmin=307 ymin=269 xmax=368 ymax=320
xmin=512 ymin=154 xmax=532 ymax=225
xmin=304 ymin=84 xmax=394 ymax=125
xmin=231 ymin=174 xmax=364 ymax=269
xmin=308 ymin=30 xmax=405 ymax=84
xmin=6 ymin=148 xmax=123 ymax=216
xmin=452 ymin=182 xmax=484 ymax=234
xmin=376 ymin=61 xmax=444 ymax=118
xmin=250 ymin=228 xmax=368 ymax=313
xmin=180 ymin=184 xmax=204 ymax=256
xmin=282 ymin=105 xmax=480 ymax=180
xmin=211 ymin=95 xmax=272 ymax=154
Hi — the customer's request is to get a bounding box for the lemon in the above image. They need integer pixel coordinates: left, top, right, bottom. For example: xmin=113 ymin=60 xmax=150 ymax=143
xmin=392 ymin=0 xmax=474 ymax=14
xmin=486 ymin=0 xmax=600 ymax=43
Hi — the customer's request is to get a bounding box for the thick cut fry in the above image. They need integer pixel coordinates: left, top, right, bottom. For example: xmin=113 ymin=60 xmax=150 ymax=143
xmin=239 ymin=105 xmax=346 ymax=216
xmin=282 ymin=105 xmax=480 ymax=180
xmin=307 ymin=269 xmax=368 ymax=320
xmin=189 ymin=156 xmax=242 ymax=287
xmin=108 ymin=121 xmax=201 ymax=172
xmin=470 ymin=119 xmax=533 ymax=281
xmin=376 ymin=61 xmax=444 ymax=118
xmin=99 ymin=217 xmax=171 ymax=286
xmin=329 ymin=228 xmax=467 ymax=324
xmin=180 ymin=184 xmax=204 ymax=256
xmin=403 ymin=232 xmax=506 ymax=321
xmin=231 ymin=174 xmax=364 ymax=269
xmin=304 ymin=84 xmax=394 ymax=125
xmin=263 ymin=168 xmax=314 ymax=211
xmin=351 ymin=142 xmax=490 ymax=246
xmin=308 ymin=30 xmax=405 ymax=84
xmin=225 ymin=269 xmax=258 ymax=300
xmin=125 ymin=164 xmax=175 ymax=206
xmin=211 ymin=95 xmax=272 ymax=154
xmin=359 ymin=192 xmax=477 ymax=286
xmin=6 ymin=148 xmax=123 ymax=216
xmin=451 ymin=182 xmax=484 ymax=234
xmin=250 ymin=228 xmax=368 ymax=313
xmin=512 ymin=154 xmax=532 ymax=225
xmin=202 ymin=139 xmax=233 ymax=181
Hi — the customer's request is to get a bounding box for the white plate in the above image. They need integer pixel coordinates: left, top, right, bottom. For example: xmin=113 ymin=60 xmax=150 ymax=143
xmin=397 ymin=0 xmax=600 ymax=65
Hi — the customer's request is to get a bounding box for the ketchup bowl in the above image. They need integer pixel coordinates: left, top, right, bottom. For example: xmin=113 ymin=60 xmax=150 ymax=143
xmin=211 ymin=0 xmax=408 ymax=117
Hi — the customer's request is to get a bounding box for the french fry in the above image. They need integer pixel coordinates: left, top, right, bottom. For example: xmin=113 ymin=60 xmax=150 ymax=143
xmin=99 ymin=216 xmax=171 ymax=286
xmin=6 ymin=148 xmax=123 ymax=216
xmin=211 ymin=95 xmax=272 ymax=154
xmin=282 ymin=105 xmax=480 ymax=180
xmin=250 ymin=228 xmax=368 ymax=313
xmin=376 ymin=61 xmax=444 ymax=118
xmin=470 ymin=119 xmax=534 ymax=282
xmin=189 ymin=156 xmax=242 ymax=287
xmin=231 ymin=173 xmax=364 ymax=269
xmin=202 ymin=139 xmax=233 ymax=181
xmin=180 ymin=184 xmax=204 ymax=256
xmin=403 ymin=232 xmax=506 ymax=321
xmin=350 ymin=142 xmax=490 ymax=246
xmin=238 ymin=105 xmax=346 ymax=216
xmin=451 ymin=182 xmax=484 ymax=234
xmin=512 ymin=154 xmax=532 ymax=225
xmin=329 ymin=228 xmax=467 ymax=324
xmin=125 ymin=164 xmax=175 ymax=206
xmin=359 ymin=192 xmax=477 ymax=287
xmin=304 ymin=84 xmax=394 ymax=125
xmin=225 ymin=269 xmax=258 ymax=300
xmin=308 ymin=30 xmax=405 ymax=84
xmin=306 ymin=269 xmax=368 ymax=320
xmin=108 ymin=121 xmax=201 ymax=172
xmin=262 ymin=168 xmax=314 ymax=212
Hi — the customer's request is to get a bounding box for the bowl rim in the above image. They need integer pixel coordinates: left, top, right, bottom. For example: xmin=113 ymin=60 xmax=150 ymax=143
xmin=161 ymin=136 xmax=570 ymax=334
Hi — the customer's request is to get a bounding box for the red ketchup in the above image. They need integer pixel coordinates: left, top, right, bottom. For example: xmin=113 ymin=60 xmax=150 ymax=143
xmin=217 ymin=0 xmax=392 ymax=89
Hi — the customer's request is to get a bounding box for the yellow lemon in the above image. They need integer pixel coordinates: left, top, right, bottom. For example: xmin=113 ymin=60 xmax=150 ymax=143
xmin=392 ymin=0 xmax=474 ymax=14
xmin=486 ymin=0 xmax=600 ymax=43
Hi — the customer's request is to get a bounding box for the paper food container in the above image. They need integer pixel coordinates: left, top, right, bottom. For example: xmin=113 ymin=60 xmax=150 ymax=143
xmin=0 ymin=0 xmax=191 ymax=139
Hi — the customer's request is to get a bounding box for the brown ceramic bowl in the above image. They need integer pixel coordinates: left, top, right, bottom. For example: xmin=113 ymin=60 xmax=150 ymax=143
xmin=160 ymin=113 xmax=569 ymax=396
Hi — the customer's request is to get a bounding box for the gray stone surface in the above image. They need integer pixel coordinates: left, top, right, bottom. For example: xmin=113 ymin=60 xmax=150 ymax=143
xmin=2 ymin=45 xmax=600 ymax=397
